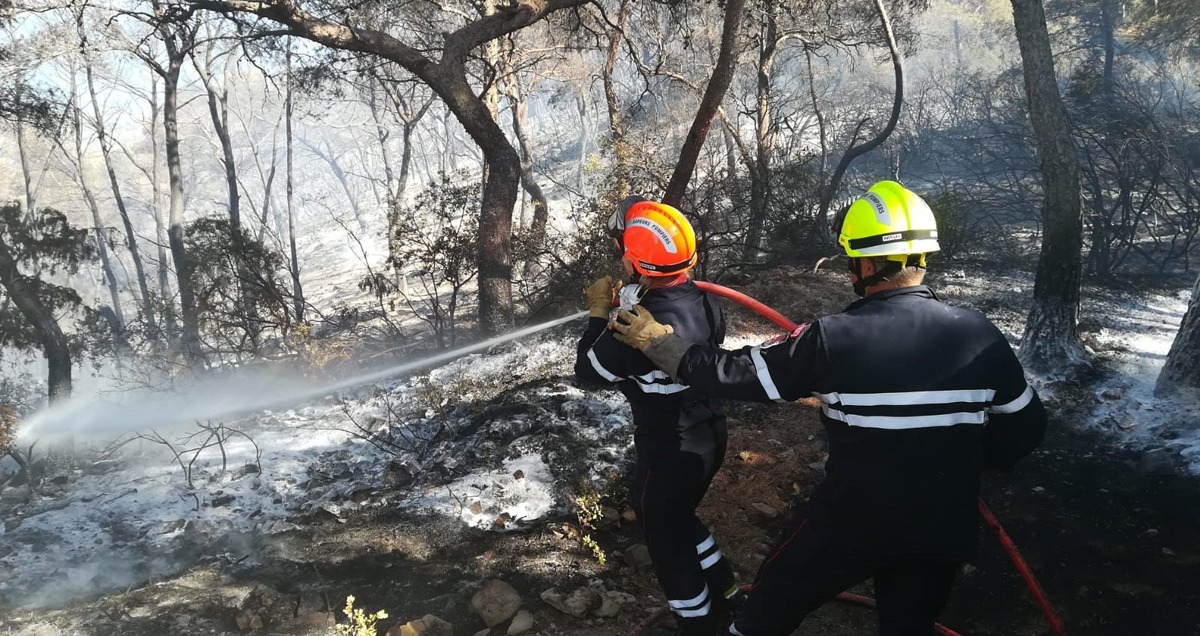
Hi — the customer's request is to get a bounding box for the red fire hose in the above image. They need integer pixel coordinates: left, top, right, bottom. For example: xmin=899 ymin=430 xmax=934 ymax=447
xmin=693 ymin=281 xmax=1065 ymax=636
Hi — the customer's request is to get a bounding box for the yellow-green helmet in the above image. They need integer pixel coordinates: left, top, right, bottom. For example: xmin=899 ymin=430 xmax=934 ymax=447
xmin=839 ymin=181 xmax=940 ymax=262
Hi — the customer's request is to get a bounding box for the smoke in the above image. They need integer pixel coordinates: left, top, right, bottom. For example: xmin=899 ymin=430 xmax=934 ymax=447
xmin=16 ymin=311 xmax=588 ymax=444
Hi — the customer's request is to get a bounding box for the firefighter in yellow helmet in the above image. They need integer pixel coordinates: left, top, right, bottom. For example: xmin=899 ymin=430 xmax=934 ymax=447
xmin=610 ymin=181 xmax=1047 ymax=636
xmin=576 ymin=198 xmax=743 ymax=633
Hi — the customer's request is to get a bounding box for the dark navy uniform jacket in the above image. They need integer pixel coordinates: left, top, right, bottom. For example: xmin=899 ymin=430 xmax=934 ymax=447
xmin=575 ymin=281 xmax=726 ymax=441
xmin=677 ymin=285 xmax=1047 ymax=560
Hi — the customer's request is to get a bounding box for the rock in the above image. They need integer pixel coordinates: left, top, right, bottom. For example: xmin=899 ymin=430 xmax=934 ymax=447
xmin=512 ymin=469 xmax=525 ymax=479
xmin=211 ymin=493 xmax=236 ymax=508
xmin=387 ymin=614 xmax=453 ymax=636
xmin=1162 ymin=547 xmax=1177 ymax=557
xmin=1147 ymin=528 xmax=1160 ymax=537
xmin=620 ymin=508 xmax=637 ymax=523
xmin=623 ymin=544 xmax=653 ymax=570
xmin=507 ymin=610 xmax=535 ymax=634
xmin=473 ymin=630 xmax=491 ymax=636
xmin=751 ymin=503 xmax=778 ymax=518
xmin=594 ymin=594 xmax=621 ymax=618
xmin=471 ymin=579 xmax=522 ymax=627
xmin=737 ymin=451 xmax=753 ymax=462
xmin=470 ymin=501 xmax=484 ymax=515
xmin=541 ymin=586 xmax=603 ymax=618
xmin=1118 ymin=413 xmax=1138 ymax=430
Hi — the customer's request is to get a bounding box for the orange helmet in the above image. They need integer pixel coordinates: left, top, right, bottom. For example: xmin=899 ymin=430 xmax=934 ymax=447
xmin=610 ymin=200 xmax=698 ymax=277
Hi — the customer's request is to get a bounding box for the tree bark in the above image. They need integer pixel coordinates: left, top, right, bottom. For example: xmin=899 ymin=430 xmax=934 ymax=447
xmin=662 ymin=0 xmax=746 ymax=208
xmin=147 ymin=70 xmax=177 ymax=337
xmin=603 ymin=0 xmax=632 ymax=147
xmin=0 ymin=235 xmax=71 ymax=402
xmin=79 ymin=12 xmax=157 ymax=337
xmin=16 ymin=117 xmax=36 ymax=217
xmin=1011 ymin=0 xmax=1085 ymax=370
xmin=502 ymin=60 xmax=549 ymax=276
xmin=743 ymin=5 xmax=779 ymax=262
xmin=1158 ymin=273 xmax=1200 ymax=395
xmin=286 ymin=44 xmax=305 ymax=324
xmin=163 ymin=49 xmax=203 ymax=361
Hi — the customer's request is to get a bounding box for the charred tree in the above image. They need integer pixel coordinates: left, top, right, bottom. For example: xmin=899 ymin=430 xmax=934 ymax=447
xmin=663 ymin=0 xmax=746 ymax=207
xmin=1011 ymin=0 xmax=1085 ymax=370
xmin=821 ymin=0 xmax=905 ymax=246
xmin=1158 ymin=274 xmax=1200 ymax=395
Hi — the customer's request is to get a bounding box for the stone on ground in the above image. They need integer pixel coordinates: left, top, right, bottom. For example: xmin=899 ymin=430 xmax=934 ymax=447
xmin=506 ymin=609 xmax=535 ymax=635
xmin=387 ymin=614 xmax=453 ymax=636
xmin=470 ymin=579 xmax=522 ymax=627
xmin=540 ymin=586 xmax=603 ymax=618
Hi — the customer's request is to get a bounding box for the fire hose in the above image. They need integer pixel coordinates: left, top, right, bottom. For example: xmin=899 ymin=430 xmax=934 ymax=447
xmin=684 ymin=280 xmax=1066 ymax=636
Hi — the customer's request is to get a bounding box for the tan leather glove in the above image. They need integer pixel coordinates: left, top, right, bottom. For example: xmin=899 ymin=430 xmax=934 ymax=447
xmin=584 ymin=276 xmax=618 ymax=319
xmin=611 ymin=306 xmax=674 ymax=351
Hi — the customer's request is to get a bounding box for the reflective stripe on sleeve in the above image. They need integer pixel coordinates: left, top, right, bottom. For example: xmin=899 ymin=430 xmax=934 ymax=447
xmin=989 ymin=385 xmax=1034 ymax=414
xmin=750 ymin=347 xmax=786 ymax=402
xmin=586 ymin=349 xmax=621 ymax=382
xmin=695 ymin=535 xmax=716 ymax=554
xmin=730 ymin=624 xmax=747 ymax=636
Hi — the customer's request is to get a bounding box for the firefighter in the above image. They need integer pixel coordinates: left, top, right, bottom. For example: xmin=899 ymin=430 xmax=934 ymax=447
xmin=575 ymin=199 xmax=741 ymax=634
xmin=610 ymin=181 xmax=1048 ymax=636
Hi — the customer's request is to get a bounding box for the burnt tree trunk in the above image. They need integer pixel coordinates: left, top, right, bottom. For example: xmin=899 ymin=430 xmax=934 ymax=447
xmin=663 ymin=0 xmax=746 ymax=207
xmin=1158 ymin=274 xmax=1200 ymax=395
xmin=743 ymin=4 xmax=778 ymax=262
xmin=1011 ymin=0 xmax=1085 ymax=370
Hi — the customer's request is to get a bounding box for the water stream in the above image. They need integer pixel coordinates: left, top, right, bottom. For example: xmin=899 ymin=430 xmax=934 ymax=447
xmin=16 ymin=311 xmax=588 ymax=443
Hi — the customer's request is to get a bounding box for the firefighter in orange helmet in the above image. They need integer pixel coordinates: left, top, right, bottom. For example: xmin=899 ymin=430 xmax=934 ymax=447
xmin=575 ymin=198 xmax=742 ymax=634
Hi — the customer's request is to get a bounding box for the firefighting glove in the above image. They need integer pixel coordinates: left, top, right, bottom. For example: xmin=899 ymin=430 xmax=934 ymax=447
xmin=612 ymin=306 xmax=693 ymax=378
xmin=584 ymin=276 xmax=621 ymax=319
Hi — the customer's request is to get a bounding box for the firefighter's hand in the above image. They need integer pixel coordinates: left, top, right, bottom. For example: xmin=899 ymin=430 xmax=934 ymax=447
xmin=584 ymin=276 xmax=620 ymax=319
xmin=612 ymin=306 xmax=674 ymax=351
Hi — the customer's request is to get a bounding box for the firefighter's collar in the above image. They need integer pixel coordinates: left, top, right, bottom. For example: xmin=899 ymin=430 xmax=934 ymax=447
xmin=845 ymin=285 xmax=938 ymax=312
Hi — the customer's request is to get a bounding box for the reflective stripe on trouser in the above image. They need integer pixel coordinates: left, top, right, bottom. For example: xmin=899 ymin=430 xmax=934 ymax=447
xmin=631 ymin=421 xmax=733 ymax=635
xmin=729 ymin=515 xmax=957 ymax=635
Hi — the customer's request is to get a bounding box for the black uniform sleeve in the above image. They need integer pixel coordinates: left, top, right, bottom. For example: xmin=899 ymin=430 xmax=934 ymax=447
xmin=575 ymin=317 xmax=630 ymax=385
xmin=983 ymin=339 xmax=1048 ymax=471
xmin=675 ymin=322 xmax=826 ymax=403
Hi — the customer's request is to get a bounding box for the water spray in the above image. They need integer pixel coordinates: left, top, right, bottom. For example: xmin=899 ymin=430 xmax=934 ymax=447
xmin=17 ymin=310 xmax=588 ymax=443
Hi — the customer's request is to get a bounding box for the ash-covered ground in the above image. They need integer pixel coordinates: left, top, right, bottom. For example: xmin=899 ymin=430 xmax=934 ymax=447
xmin=2 ymin=263 xmax=1200 ymax=635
